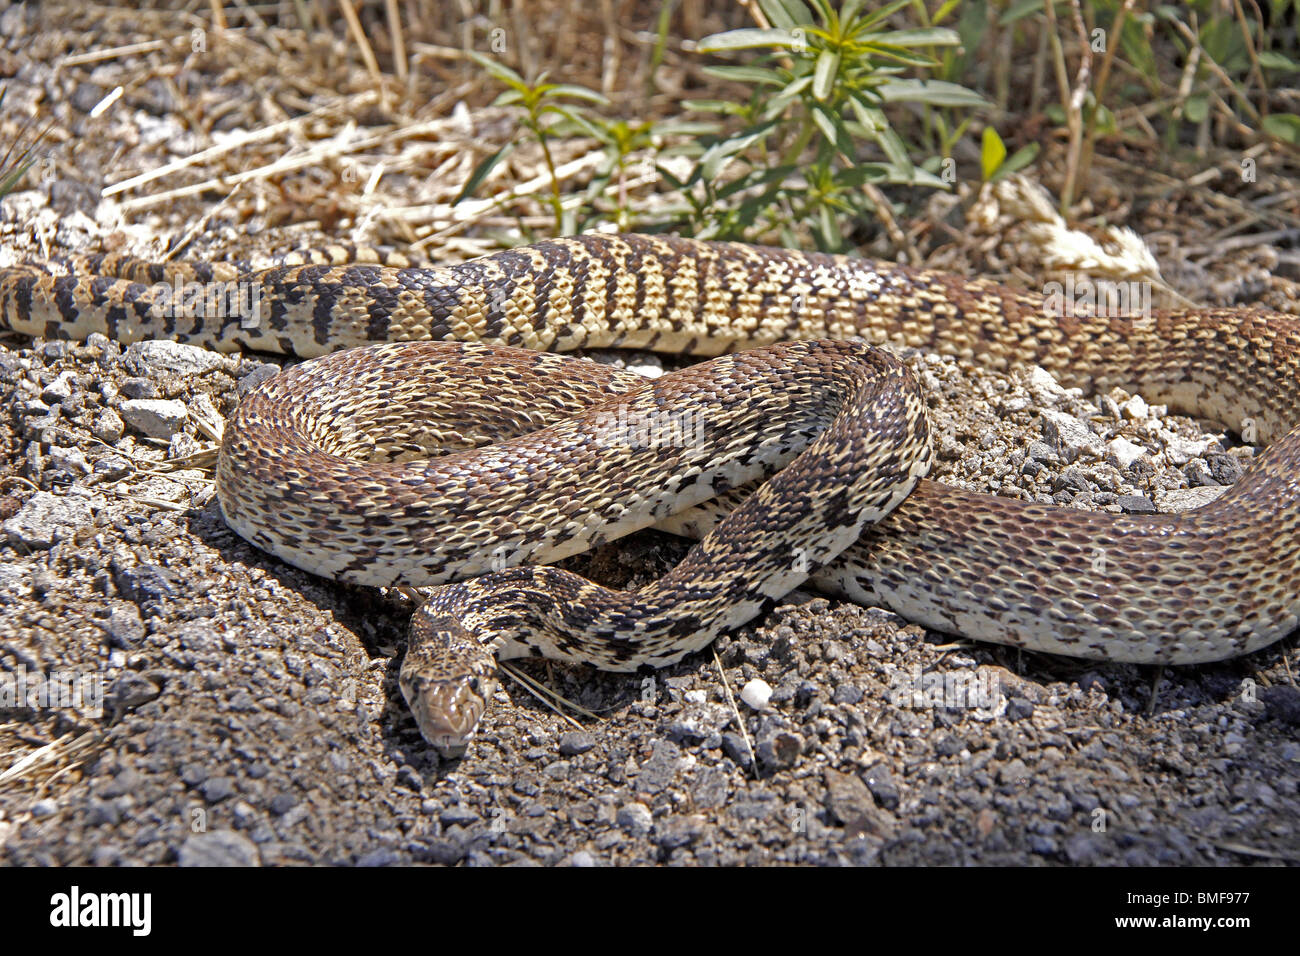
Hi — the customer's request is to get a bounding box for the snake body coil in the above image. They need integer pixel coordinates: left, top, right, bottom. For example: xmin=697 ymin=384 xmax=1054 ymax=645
xmin=3 ymin=233 xmax=1298 ymax=754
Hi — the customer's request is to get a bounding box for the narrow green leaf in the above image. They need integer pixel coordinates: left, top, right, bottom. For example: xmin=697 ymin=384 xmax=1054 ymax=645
xmin=653 ymin=120 xmax=724 ymax=136
xmin=464 ymin=50 xmax=526 ymax=89
xmin=890 ymin=164 xmax=947 ymax=188
xmin=812 ymin=49 xmax=840 ymax=100
xmin=767 ymin=74 xmax=814 ymax=113
xmin=1258 ymin=51 xmax=1300 ymax=74
xmin=454 ymin=141 xmax=516 ymax=205
xmin=871 ymin=27 xmax=961 ymax=47
xmin=876 ymin=78 xmax=989 ymax=108
xmin=859 ymin=0 xmax=915 ymax=29
xmin=545 ymin=84 xmax=610 ymax=104
xmin=699 ymin=65 xmax=787 ymax=86
xmin=682 ymin=99 xmax=744 ymax=114
xmin=848 ymin=95 xmax=887 ymax=133
xmin=990 ymin=142 xmax=1040 ymax=180
xmin=810 ymin=103 xmax=841 ymax=146
xmin=815 ymin=203 xmax=841 ymax=252
xmin=717 ymin=164 xmax=797 ymax=199
xmin=932 ymin=0 xmax=962 ymax=25
xmin=854 ymin=42 xmax=939 ymax=68
xmin=698 ymin=28 xmax=798 ymax=53
xmin=757 ymin=0 xmax=814 ymax=29
xmin=833 ymin=163 xmax=891 ymax=187
xmin=839 ymin=0 xmax=866 ymax=27
xmin=877 ymin=125 xmax=913 ymax=176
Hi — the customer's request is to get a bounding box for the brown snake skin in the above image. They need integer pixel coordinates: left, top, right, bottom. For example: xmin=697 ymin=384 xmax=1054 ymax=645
xmin=2 ymin=233 xmax=1298 ymax=753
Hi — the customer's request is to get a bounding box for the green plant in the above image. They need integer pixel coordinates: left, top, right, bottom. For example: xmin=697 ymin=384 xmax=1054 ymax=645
xmin=559 ymin=112 xmax=719 ymax=232
xmin=680 ymin=0 xmax=989 ymax=250
xmin=455 ymin=53 xmax=609 ymax=235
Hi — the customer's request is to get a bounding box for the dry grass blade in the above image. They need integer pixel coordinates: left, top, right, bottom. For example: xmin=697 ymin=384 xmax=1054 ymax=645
xmin=0 ymin=86 xmax=56 ymax=199
xmin=713 ymin=648 xmax=758 ymax=779
xmin=0 ymin=729 xmax=103 ymax=793
xmin=499 ymin=662 xmax=595 ymax=729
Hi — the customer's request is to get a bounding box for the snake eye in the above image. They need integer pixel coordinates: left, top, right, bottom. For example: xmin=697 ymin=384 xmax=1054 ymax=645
xmin=468 ymin=677 xmax=480 ymax=692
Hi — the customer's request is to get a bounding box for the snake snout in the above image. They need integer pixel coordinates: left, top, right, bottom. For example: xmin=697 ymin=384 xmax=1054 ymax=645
xmin=399 ymin=671 xmax=489 ymax=758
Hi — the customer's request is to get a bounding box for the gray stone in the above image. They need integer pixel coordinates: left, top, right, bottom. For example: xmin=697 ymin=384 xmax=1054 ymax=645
xmin=177 ymin=829 xmax=262 ymax=867
xmin=237 ymin=362 xmax=281 ymax=397
xmin=119 ymin=377 xmax=158 ymax=400
xmin=41 ymin=371 xmax=77 ymax=404
xmin=3 ymin=492 xmax=93 ymax=547
xmin=93 ymin=456 xmax=132 ymax=479
xmin=652 ymin=814 xmax=704 ymax=850
xmin=126 ymin=340 xmax=227 ymax=377
xmin=1163 ymin=435 xmax=1211 ymax=466
xmin=756 ymin=728 xmax=802 ymax=770
xmin=47 ymin=445 xmax=90 ymax=478
xmin=119 ymin=399 xmax=188 ymax=439
xmin=102 ymin=606 xmax=145 ymax=648
xmin=558 ymin=731 xmax=595 ymax=756
xmin=200 ymin=777 xmax=236 ymax=802
xmin=91 ymin=408 xmax=125 ymax=443
xmin=1025 ymin=440 xmax=1057 ymax=463
xmin=832 ymin=684 xmax=863 ymax=705
xmin=1040 ymin=410 xmax=1101 ymax=462
xmin=1116 ymin=494 xmax=1157 ymax=514
xmin=615 ymin=802 xmax=653 ymax=836
xmin=113 ymin=563 xmax=176 ymax=603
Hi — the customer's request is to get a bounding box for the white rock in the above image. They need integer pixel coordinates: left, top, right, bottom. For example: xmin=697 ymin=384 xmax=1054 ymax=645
xmin=739 ymin=678 xmax=773 ymax=710
xmin=1039 ymin=409 xmax=1102 ymax=462
xmin=91 ymin=407 xmax=125 ymax=443
xmin=1105 ymin=436 xmax=1146 ymax=470
xmin=1025 ymin=366 xmax=1067 ymax=405
xmin=1121 ymin=395 xmax=1148 ymax=419
xmin=41 ymin=371 xmax=78 ymax=404
xmin=615 ymin=802 xmax=653 ymax=835
xmin=126 ymin=340 xmax=226 ymax=376
xmin=1163 ymin=435 xmax=1212 ymax=466
xmin=3 ymin=492 xmax=93 ymax=548
xmin=119 ymin=398 xmax=188 ymax=439
xmin=47 ymin=446 xmax=91 ymax=476
xmin=626 ymin=358 xmax=664 ymax=379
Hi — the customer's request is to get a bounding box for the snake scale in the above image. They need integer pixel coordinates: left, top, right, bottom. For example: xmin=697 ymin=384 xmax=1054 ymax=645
xmin=2 ymin=232 xmax=1298 ymax=755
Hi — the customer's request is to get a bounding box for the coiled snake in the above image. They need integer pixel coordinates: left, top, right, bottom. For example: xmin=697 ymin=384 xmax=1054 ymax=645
xmin=3 ymin=233 xmax=1298 ymax=756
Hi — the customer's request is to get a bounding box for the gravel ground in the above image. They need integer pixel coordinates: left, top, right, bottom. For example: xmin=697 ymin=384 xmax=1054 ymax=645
xmin=1 ymin=313 xmax=1297 ymax=866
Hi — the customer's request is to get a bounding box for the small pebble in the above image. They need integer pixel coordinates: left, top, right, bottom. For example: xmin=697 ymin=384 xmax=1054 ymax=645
xmin=739 ymin=678 xmax=772 ymax=710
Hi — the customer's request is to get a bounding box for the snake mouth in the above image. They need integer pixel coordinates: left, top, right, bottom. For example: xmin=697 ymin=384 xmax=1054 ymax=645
xmin=398 ymin=672 xmax=487 ymax=759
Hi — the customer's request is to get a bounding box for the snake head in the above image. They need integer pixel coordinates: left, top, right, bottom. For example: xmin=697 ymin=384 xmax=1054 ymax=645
xmin=400 ymin=603 xmax=496 ymax=758
xmin=399 ymin=669 xmax=489 ymax=758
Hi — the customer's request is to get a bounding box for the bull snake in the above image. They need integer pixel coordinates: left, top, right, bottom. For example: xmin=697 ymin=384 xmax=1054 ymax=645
xmin=2 ymin=232 xmax=1298 ymax=756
